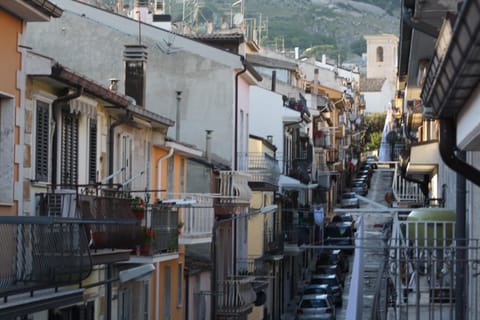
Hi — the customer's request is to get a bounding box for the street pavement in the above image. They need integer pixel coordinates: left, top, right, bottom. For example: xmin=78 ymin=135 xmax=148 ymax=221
xmin=281 ymin=167 xmax=395 ymax=320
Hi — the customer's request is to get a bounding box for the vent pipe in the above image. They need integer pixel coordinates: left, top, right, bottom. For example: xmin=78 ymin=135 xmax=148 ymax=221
xmin=205 ymin=130 xmax=213 ymax=161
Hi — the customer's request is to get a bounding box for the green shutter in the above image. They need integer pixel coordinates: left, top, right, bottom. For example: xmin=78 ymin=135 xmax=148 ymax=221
xmin=35 ymin=101 xmax=50 ymax=182
xmin=61 ymin=110 xmax=79 ymax=186
xmin=88 ymin=119 xmax=97 ymax=183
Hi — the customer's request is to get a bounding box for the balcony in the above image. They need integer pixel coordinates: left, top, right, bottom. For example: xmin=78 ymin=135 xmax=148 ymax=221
xmin=391 ymin=165 xmax=425 ymax=208
xmin=216 ymin=278 xmax=257 ymax=317
xmin=326 ymin=148 xmax=339 ymax=163
xmin=0 ymin=215 xmax=132 ymax=316
xmin=284 ymin=224 xmax=314 ymax=255
xmin=162 ymin=195 xmax=215 ymax=245
xmin=238 ymin=153 xmax=280 ymax=191
xmin=236 ymin=257 xmax=271 ymax=291
xmin=264 ymin=227 xmax=284 ymax=257
xmin=36 ymin=186 xmax=180 ymax=259
xmin=216 ymin=172 xmax=251 ymax=216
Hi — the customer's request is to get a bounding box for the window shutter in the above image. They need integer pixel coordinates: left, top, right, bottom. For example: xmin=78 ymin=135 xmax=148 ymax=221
xmin=35 ymin=101 xmax=50 ymax=182
xmin=88 ymin=119 xmax=97 ymax=184
xmin=61 ymin=110 xmax=79 ymax=186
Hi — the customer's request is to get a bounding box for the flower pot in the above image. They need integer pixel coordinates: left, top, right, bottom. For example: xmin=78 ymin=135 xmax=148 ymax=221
xmin=132 ymin=209 xmax=145 ymax=220
xmin=141 ymin=243 xmax=152 ymax=256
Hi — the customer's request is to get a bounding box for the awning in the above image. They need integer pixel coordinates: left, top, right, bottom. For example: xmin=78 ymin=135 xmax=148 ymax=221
xmin=0 ymin=288 xmax=84 ymax=319
xmin=406 ymin=141 xmax=440 ymax=176
xmin=279 ymin=175 xmax=317 ymax=191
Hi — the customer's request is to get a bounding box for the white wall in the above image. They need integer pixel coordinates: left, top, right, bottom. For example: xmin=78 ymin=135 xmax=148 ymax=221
xmin=249 ymin=86 xmax=302 ymax=158
xmin=25 ymin=6 xmax=239 ymax=166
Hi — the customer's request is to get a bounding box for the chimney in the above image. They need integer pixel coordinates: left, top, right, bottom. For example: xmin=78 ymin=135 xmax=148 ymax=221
xmin=221 ymin=18 xmax=227 ymax=30
xmin=271 ymin=70 xmax=276 ymax=92
xmin=207 ymin=20 xmax=213 ymax=34
xmin=294 ymin=47 xmax=299 ymax=60
xmin=322 ymin=54 xmax=326 ymax=64
xmin=123 ymin=45 xmax=148 ymax=107
xmin=109 ymin=78 xmax=119 ymax=92
xmin=205 ymin=130 xmax=213 ymax=161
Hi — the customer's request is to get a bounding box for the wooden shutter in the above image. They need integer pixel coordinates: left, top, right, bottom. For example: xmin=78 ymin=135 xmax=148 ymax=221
xmin=61 ymin=110 xmax=79 ymax=186
xmin=35 ymin=100 xmax=50 ymax=182
xmin=88 ymin=119 xmax=97 ymax=183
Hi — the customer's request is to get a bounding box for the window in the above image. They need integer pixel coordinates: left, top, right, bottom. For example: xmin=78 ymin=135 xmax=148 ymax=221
xmin=88 ymin=118 xmax=97 ymax=183
xmin=35 ymin=100 xmax=51 ymax=182
xmin=0 ymin=95 xmax=14 ymax=204
xmin=376 ymin=46 xmax=384 ymax=62
xmin=119 ymin=287 xmax=132 ymax=320
xmin=177 ymin=263 xmax=183 ymax=306
xmin=119 ymin=133 xmax=133 ymax=187
xmin=61 ymin=109 xmax=79 ymax=186
xmin=164 ymin=265 xmax=171 ymax=319
xmin=167 ymin=157 xmax=174 ymax=194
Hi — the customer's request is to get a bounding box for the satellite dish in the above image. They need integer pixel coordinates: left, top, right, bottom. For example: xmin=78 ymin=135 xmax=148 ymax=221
xmin=233 ymin=13 xmax=244 ymax=26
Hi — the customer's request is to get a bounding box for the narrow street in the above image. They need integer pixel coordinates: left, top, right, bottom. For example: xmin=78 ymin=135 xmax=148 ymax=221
xmin=336 ymin=166 xmax=394 ymax=320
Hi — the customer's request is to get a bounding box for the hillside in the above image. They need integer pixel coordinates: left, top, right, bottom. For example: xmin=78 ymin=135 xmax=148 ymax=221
xmin=98 ymin=0 xmax=401 ymax=62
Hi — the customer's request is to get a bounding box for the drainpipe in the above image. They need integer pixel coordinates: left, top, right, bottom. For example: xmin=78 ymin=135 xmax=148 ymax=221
xmin=234 ymin=57 xmax=248 ymax=171
xmin=233 ymin=58 xmax=247 ymax=282
xmin=156 ymin=147 xmax=175 ymax=200
xmin=51 ymin=87 xmax=83 ymax=187
xmin=439 ymin=118 xmax=480 ymax=320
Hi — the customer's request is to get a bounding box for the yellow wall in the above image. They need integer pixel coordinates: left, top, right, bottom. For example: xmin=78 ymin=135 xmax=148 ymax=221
xmin=0 ymin=10 xmax=23 ymax=215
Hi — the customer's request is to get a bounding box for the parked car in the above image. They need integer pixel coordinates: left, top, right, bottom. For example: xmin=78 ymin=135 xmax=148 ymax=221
xmin=366 ymin=155 xmax=378 ymax=169
xmin=315 ymin=264 xmax=345 ymax=286
xmin=351 ymin=180 xmax=368 ymax=196
xmin=316 ymin=249 xmax=349 ymax=274
xmin=355 ymin=173 xmax=371 ymax=188
xmin=340 ymin=192 xmax=359 ymax=208
xmin=296 ymin=294 xmax=336 ymax=320
xmin=323 ymin=222 xmax=355 ymax=254
xmin=303 ymin=284 xmax=334 ymax=297
xmin=309 ymin=274 xmax=343 ymax=307
xmin=331 ymin=213 xmax=357 ymax=232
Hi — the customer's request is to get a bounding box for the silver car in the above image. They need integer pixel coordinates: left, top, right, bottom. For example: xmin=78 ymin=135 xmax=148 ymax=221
xmin=296 ymin=294 xmax=336 ymax=320
xmin=340 ymin=192 xmax=359 ymax=208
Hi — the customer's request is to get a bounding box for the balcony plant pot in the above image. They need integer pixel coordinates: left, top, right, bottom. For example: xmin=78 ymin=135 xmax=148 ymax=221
xmin=141 ymin=242 xmax=152 ymax=256
xmin=132 ymin=209 xmax=145 ymax=220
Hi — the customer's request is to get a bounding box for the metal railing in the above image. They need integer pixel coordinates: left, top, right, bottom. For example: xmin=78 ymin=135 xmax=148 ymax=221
xmin=217 ymin=171 xmax=251 ymax=205
xmin=384 ymin=217 xmax=480 ymax=320
xmin=216 ymin=278 xmax=256 ymax=316
xmin=264 ymin=227 xmax=284 ymax=255
xmin=36 ymin=188 xmax=142 ymax=250
xmin=391 ymin=164 xmax=425 ymax=207
xmin=0 ymin=216 xmax=92 ymax=300
xmin=237 ymin=152 xmax=281 ymax=186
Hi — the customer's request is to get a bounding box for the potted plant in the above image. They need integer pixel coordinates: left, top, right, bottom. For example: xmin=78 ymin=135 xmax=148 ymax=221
xmin=130 ymin=197 xmax=145 ymax=219
xmin=141 ymin=227 xmax=155 ymax=255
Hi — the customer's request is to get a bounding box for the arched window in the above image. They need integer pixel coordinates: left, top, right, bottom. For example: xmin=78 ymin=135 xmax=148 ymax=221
xmin=376 ymin=46 xmax=384 ymax=62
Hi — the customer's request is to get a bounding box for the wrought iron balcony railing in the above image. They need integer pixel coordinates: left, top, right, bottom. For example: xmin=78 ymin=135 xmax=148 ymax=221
xmin=217 ymin=171 xmax=251 ymax=205
xmin=326 ymin=148 xmax=339 ymax=163
xmin=284 ymin=224 xmax=314 ymax=246
xmin=216 ymin=278 xmax=256 ymax=317
xmin=0 ymin=216 xmax=92 ymax=300
xmin=264 ymin=227 xmax=284 ymax=255
xmin=36 ymin=188 xmax=142 ymax=251
xmin=238 ymin=153 xmax=281 ymax=188
xmin=35 ymin=185 xmax=181 ymax=256
xmin=236 ymin=257 xmax=271 ymax=291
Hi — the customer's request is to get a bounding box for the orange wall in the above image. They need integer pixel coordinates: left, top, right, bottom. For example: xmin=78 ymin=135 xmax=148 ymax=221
xmin=0 ymin=10 xmax=23 ymax=215
xmin=151 ymin=146 xmax=186 ymax=319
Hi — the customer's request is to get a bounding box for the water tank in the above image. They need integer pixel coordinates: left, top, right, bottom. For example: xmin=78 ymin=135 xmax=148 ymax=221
xmin=406 ymin=208 xmax=455 ymax=247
